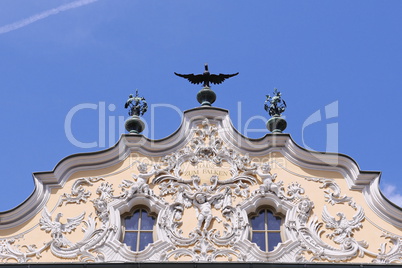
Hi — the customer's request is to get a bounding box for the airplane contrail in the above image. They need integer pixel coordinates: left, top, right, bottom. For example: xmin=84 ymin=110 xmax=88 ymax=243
xmin=0 ymin=0 xmax=99 ymax=35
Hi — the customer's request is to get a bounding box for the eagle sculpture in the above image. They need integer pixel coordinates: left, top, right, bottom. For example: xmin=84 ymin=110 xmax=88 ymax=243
xmin=322 ymin=206 xmax=364 ymax=244
xmin=39 ymin=208 xmax=86 ymax=247
xmin=175 ymin=64 xmax=238 ymax=87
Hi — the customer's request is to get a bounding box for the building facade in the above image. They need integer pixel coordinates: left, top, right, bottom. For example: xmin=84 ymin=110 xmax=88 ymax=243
xmin=0 ymin=106 xmax=401 ymax=265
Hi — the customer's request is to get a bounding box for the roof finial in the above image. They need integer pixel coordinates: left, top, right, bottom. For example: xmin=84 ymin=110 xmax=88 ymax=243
xmin=124 ymin=89 xmax=147 ymax=134
xmin=174 ymin=63 xmax=238 ymax=88
xmin=264 ymin=89 xmax=287 ymax=133
xmin=174 ymin=64 xmax=239 ymax=106
xmin=125 ymin=89 xmax=148 ymax=116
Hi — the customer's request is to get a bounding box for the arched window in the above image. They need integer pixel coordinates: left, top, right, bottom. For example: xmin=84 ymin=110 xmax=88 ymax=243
xmin=122 ymin=208 xmax=155 ymax=252
xmin=250 ymin=208 xmax=282 ymax=252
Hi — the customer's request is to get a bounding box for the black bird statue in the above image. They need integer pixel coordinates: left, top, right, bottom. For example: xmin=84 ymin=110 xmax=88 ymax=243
xmin=175 ymin=64 xmax=238 ymax=88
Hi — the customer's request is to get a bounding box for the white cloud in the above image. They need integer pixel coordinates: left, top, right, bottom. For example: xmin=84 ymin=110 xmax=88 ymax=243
xmin=0 ymin=0 xmax=99 ymax=35
xmin=382 ymin=184 xmax=402 ymax=207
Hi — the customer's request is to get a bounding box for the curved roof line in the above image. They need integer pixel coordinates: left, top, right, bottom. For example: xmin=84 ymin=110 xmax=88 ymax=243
xmin=0 ymin=106 xmax=399 ymax=230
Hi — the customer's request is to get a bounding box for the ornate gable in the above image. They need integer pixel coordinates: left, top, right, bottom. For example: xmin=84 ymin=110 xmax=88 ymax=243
xmin=0 ymin=107 xmax=401 ymax=264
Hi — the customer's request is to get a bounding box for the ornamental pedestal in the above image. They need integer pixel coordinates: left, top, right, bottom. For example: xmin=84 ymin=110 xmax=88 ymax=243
xmin=266 ymin=115 xmax=287 ymax=133
xmin=125 ymin=115 xmax=145 ymax=134
xmin=197 ymin=86 xmax=216 ymax=106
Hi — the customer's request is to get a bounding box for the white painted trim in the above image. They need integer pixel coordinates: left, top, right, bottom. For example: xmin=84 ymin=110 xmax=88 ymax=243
xmin=0 ymin=106 xmax=399 ymax=231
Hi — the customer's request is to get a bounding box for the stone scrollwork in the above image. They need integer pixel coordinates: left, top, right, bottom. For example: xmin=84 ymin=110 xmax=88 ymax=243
xmin=39 ymin=208 xmax=109 ymax=261
xmin=305 ymin=177 xmax=356 ymax=208
xmin=284 ymin=182 xmax=305 ymax=201
xmin=52 ymin=119 xmax=402 ymax=262
xmin=91 ymin=182 xmax=114 ymax=224
xmin=157 ymin=119 xmax=259 ymax=182
xmin=60 ymin=177 xmax=104 ymax=206
xmin=0 ymin=201 xmax=112 ymax=263
xmin=155 ymin=172 xmax=254 ymax=261
xmin=147 ymin=119 xmax=263 ymax=261
xmin=290 ymin=177 xmax=390 ymax=261
xmin=373 ymin=233 xmax=402 ymax=263
xmin=0 ymin=237 xmax=48 ymax=263
xmin=2 ymin=118 xmax=402 ymax=264
xmin=0 ymin=175 xmax=114 ymax=263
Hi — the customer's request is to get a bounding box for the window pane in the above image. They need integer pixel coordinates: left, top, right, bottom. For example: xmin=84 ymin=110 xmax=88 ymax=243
xmin=268 ymin=232 xmax=282 ymax=251
xmin=125 ymin=211 xmax=140 ymax=230
xmin=123 ymin=209 xmax=156 ymax=252
xmin=140 ymin=211 xmax=155 ymax=230
xmin=139 ymin=232 xmax=153 ymax=251
xmin=123 ymin=232 xmax=138 ymax=250
xmin=251 ymin=232 xmax=266 ymax=252
xmin=267 ymin=211 xmax=281 ymax=230
xmin=251 ymin=210 xmax=265 ymax=230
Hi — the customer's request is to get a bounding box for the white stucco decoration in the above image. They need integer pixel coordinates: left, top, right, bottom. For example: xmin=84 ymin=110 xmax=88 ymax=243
xmin=1 ymin=107 xmax=401 ymax=264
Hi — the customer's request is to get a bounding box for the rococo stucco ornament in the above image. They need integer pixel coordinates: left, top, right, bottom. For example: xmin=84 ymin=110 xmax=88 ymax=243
xmin=1 ymin=118 xmax=402 ymax=264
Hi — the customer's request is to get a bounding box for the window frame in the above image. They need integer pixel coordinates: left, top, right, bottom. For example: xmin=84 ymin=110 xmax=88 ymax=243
xmin=121 ymin=206 xmax=157 ymax=252
xmin=249 ymin=206 xmax=284 ymax=252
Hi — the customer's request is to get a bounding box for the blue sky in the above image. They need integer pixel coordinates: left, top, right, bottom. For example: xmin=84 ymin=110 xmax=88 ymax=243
xmin=0 ymin=0 xmax=401 ymax=211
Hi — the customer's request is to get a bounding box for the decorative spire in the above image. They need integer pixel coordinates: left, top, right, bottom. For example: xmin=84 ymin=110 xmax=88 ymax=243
xmin=264 ymin=88 xmax=286 ymax=116
xmin=174 ymin=64 xmax=239 ymax=106
xmin=124 ymin=89 xmax=147 ymax=134
xmin=265 ymin=89 xmax=287 ymax=133
xmin=125 ymin=89 xmax=148 ymax=116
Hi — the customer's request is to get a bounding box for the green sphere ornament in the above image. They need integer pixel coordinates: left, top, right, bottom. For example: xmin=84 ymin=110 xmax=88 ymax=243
xmin=125 ymin=115 xmax=145 ymax=134
xmin=266 ymin=115 xmax=287 ymax=133
xmin=197 ymin=86 xmax=216 ymax=106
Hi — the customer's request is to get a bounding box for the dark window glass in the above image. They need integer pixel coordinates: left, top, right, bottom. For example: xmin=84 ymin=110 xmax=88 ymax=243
xmin=267 ymin=211 xmax=281 ymax=230
xmin=140 ymin=210 xmax=154 ymax=229
xmin=123 ymin=232 xmax=137 ymax=249
xmin=268 ymin=232 xmax=282 ymax=251
xmin=251 ymin=210 xmax=265 ymax=230
xmin=250 ymin=209 xmax=282 ymax=252
xmin=139 ymin=232 xmax=153 ymax=251
xmin=123 ymin=208 xmax=155 ymax=252
xmin=251 ymin=232 xmax=266 ymax=252
xmin=125 ymin=211 xmax=139 ymax=230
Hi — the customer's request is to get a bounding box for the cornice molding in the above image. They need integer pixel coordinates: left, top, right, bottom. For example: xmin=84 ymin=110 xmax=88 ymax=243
xmin=0 ymin=106 xmax=399 ymax=231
